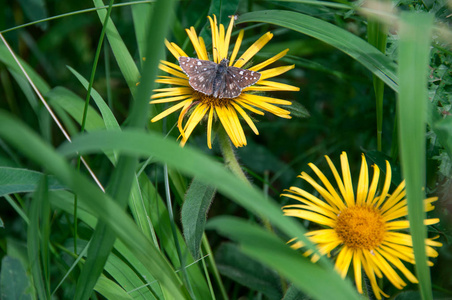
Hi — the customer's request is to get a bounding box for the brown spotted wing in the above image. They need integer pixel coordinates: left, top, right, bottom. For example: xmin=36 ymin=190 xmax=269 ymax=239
xmin=178 ymin=57 xmax=261 ymax=99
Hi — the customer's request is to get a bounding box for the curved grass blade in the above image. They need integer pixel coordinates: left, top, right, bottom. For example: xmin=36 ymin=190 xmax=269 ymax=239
xmin=208 ymin=216 xmax=359 ymax=300
xmin=397 ymin=12 xmax=435 ymax=300
xmin=237 ymin=10 xmax=398 ymax=92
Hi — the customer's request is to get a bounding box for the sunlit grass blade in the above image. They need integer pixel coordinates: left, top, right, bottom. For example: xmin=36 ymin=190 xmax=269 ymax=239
xmin=208 ymin=216 xmax=360 ymax=300
xmin=0 ymin=167 xmax=64 ymax=196
xmin=57 ymin=129 xmax=330 ymax=267
xmin=397 ymin=12 xmax=434 ymax=300
xmin=237 ymin=10 xmax=398 ymax=92
xmin=94 ymin=276 xmax=135 ymax=300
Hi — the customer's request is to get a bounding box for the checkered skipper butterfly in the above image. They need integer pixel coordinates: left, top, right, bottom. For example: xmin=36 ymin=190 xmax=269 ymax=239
xmin=178 ymin=57 xmax=261 ymax=99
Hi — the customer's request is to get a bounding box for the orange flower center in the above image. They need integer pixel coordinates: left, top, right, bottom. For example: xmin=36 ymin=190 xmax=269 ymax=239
xmin=335 ymin=205 xmax=386 ymax=250
xmin=194 ymin=91 xmax=232 ymax=105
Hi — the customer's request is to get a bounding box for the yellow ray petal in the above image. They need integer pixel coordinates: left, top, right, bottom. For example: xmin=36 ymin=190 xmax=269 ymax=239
xmin=366 ymin=164 xmax=381 ymax=204
xmin=207 ymin=105 xmax=214 ymax=149
xmin=259 ymin=65 xmax=294 ymax=80
xmin=234 ymin=99 xmax=265 ymax=115
xmin=152 ymin=86 xmax=192 ymax=95
xmin=170 ymin=42 xmax=188 ymax=58
xmin=356 ymin=154 xmax=369 ymax=206
xmin=159 ymin=64 xmax=186 ymax=79
xmin=180 ymin=104 xmax=209 ymax=146
xmin=150 ymin=95 xmax=191 ymax=104
xmin=233 ymin=32 xmax=273 ymax=68
xmin=340 ymin=152 xmax=355 ymax=207
xmin=283 ymin=210 xmax=336 ymax=227
xmin=185 ymin=27 xmax=209 ymax=60
xmin=231 ymin=102 xmax=259 ymax=135
xmin=375 ymin=161 xmax=392 ymax=208
xmin=307 ymin=163 xmax=346 ymax=211
xmin=229 ymin=29 xmax=244 ymax=65
xmin=240 ymin=93 xmax=292 ymax=105
xmin=165 ymin=39 xmax=186 ymax=59
xmin=249 ymin=49 xmax=289 ymax=71
xmin=223 ymin=15 xmax=235 ymax=61
xmin=324 ymin=155 xmax=348 ymax=206
xmin=353 ymin=250 xmax=363 ymax=294
xmin=335 ymin=246 xmax=353 ymax=278
xmin=155 ymin=77 xmax=189 ymax=86
xmin=151 ymin=99 xmax=192 ymax=122
xmin=246 ymin=80 xmax=300 ymax=92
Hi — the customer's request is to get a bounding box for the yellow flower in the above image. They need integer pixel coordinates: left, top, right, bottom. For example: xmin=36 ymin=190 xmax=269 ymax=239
xmin=281 ymin=152 xmax=442 ymax=299
xmin=150 ymin=15 xmax=299 ymax=148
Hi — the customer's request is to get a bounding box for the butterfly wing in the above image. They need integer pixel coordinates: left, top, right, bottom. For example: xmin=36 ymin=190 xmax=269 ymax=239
xmin=178 ymin=57 xmax=217 ymax=95
xmin=227 ymin=66 xmax=261 ymax=89
xmin=217 ymin=70 xmax=242 ymax=98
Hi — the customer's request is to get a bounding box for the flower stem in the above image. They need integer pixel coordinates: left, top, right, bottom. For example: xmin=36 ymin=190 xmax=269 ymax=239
xmin=217 ymin=128 xmax=249 ymax=184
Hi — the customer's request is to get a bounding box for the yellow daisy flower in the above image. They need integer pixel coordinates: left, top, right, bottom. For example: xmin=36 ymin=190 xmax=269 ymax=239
xmin=150 ymin=15 xmax=299 ymax=148
xmin=282 ymin=152 xmax=442 ymax=299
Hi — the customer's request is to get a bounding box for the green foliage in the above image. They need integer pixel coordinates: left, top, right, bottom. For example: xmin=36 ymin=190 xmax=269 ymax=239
xmin=0 ymin=0 xmax=451 ymax=299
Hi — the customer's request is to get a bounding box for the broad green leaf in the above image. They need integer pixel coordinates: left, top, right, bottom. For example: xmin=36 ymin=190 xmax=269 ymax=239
xmin=215 ymin=243 xmax=282 ymax=299
xmin=181 ymin=178 xmax=216 ymax=259
xmin=0 ymin=256 xmax=33 ymax=300
xmin=397 ymin=12 xmax=434 ymax=300
xmin=237 ymin=10 xmax=398 ymax=92
xmin=0 ymin=167 xmax=64 ymax=197
xmin=207 ymin=217 xmax=360 ymax=300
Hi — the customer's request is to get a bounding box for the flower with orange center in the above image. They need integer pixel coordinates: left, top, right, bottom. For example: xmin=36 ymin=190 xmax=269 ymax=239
xmin=150 ymin=15 xmax=299 ymax=148
xmin=281 ymin=152 xmax=442 ymax=299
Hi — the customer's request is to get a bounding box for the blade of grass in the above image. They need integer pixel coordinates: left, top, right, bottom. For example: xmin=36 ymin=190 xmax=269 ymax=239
xmin=0 ymin=112 xmax=190 ymax=299
xmin=367 ymin=11 xmax=388 ymax=151
xmin=237 ymin=10 xmax=398 ymax=92
xmin=397 ymin=12 xmax=434 ymax=300
xmin=208 ymin=216 xmax=358 ymax=300
xmin=74 ymin=0 xmax=175 ymax=298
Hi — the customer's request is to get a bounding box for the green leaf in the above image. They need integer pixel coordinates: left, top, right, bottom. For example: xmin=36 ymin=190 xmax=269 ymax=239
xmin=0 ymin=256 xmax=33 ymax=300
xmin=283 ymin=284 xmax=305 ymax=300
xmin=215 ymin=243 xmax=282 ymax=299
xmin=287 ymin=100 xmax=310 ymax=118
xmin=0 ymin=167 xmax=65 ymax=197
xmin=181 ymin=178 xmax=216 ymax=259
xmin=207 ymin=217 xmax=360 ymax=300
xmin=397 ymin=12 xmax=434 ymax=300
xmin=94 ymin=276 xmax=135 ymax=300
xmin=237 ymin=10 xmax=398 ymax=92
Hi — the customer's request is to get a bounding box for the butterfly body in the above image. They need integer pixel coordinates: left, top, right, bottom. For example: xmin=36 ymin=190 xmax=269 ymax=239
xmin=178 ymin=57 xmax=261 ymax=99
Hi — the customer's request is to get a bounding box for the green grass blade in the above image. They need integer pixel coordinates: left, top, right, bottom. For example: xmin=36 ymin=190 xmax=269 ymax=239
xmin=237 ymin=10 xmax=398 ymax=92
xmin=27 ymin=176 xmax=50 ymax=299
xmin=367 ymin=13 xmax=388 ymax=151
xmin=94 ymin=275 xmax=135 ymax=300
xmin=93 ymin=0 xmax=140 ymax=96
xmin=57 ymin=129 xmax=332 ymax=267
xmin=0 ymin=112 xmax=190 ymax=299
xmin=131 ymin=2 xmax=153 ymax=60
xmin=208 ymin=216 xmax=359 ymax=300
xmin=397 ymin=12 xmax=434 ymax=300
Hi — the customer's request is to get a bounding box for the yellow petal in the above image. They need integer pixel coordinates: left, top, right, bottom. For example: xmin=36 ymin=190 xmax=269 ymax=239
xmin=151 ymin=99 xmax=192 ymax=122
xmin=340 ymin=151 xmax=355 ymax=207
xmin=223 ymin=16 xmax=235 ymax=61
xmin=229 ymin=29 xmax=244 ymax=65
xmin=233 ymin=32 xmax=273 ymax=68
xmin=150 ymin=95 xmax=191 ymax=104
xmin=259 ymin=65 xmax=294 ymax=80
xmin=186 ymin=27 xmax=209 ymax=60
xmin=231 ymin=102 xmax=259 ymax=135
xmin=207 ymin=105 xmax=214 ymax=149
xmin=367 ymin=164 xmax=381 ymax=204
xmin=249 ymin=49 xmax=289 ymax=71
xmin=356 ymin=154 xmax=368 ymax=206
xmin=180 ymin=104 xmax=209 ymax=146
xmin=247 ymin=80 xmax=300 ymax=92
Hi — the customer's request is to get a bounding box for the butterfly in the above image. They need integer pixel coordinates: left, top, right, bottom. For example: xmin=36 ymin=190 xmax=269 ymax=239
xmin=178 ymin=57 xmax=261 ymax=99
